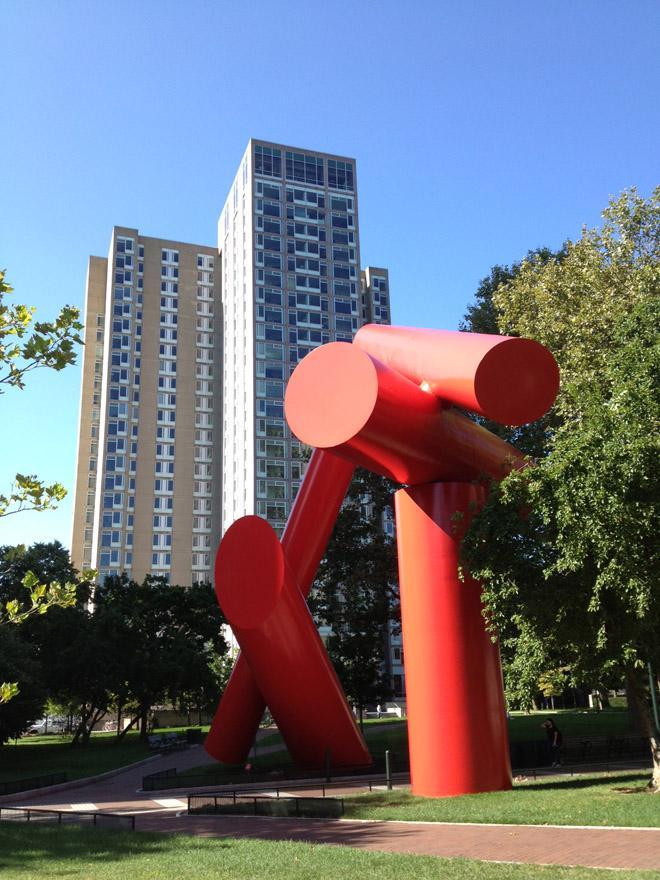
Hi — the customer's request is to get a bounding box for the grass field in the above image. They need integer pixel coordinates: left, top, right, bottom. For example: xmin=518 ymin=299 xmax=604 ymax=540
xmin=506 ymin=709 xmax=632 ymax=741
xmin=0 ymin=732 xmax=151 ymax=784
xmin=235 ymin=709 xmax=635 ymax=769
xmin=0 ymin=709 xmax=638 ymax=787
xmin=344 ymin=771 xmax=658 ymax=828
xmin=0 ymin=824 xmax=657 ymax=880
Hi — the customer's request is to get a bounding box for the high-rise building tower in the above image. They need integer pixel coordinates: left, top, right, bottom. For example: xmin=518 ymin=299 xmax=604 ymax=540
xmin=72 ymin=140 xmax=391 ymax=584
xmin=219 ymin=139 xmax=390 ymax=533
xmin=71 ymin=228 xmax=221 ymax=585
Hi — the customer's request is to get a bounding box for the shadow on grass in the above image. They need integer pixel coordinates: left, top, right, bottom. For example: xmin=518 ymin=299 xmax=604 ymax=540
xmin=512 ymin=772 xmax=649 ymax=793
xmin=0 ymin=822 xmax=230 ymax=873
xmin=343 ymin=772 xmax=652 ymax=808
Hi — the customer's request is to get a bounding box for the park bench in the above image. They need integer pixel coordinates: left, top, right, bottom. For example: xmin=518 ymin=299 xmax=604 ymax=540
xmin=148 ymin=733 xmax=187 ymax=753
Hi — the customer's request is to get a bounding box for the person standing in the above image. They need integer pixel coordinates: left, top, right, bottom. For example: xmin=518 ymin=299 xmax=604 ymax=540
xmin=542 ymin=718 xmax=563 ymax=766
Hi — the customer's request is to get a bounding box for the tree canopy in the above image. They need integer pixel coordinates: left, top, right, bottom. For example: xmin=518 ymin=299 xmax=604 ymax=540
xmin=310 ymin=469 xmax=399 ymax=721
xmin=460 ymin=187 xmax=660 ymax=786
xmin=0 ymin=270 xmax=85 ymax=702
xmin=0 ymin=543 xmax=229 ymax=743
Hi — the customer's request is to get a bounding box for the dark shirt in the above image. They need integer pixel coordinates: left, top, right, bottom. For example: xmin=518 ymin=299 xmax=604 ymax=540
xmin=545 ymin=726 xmax=563 ymax=745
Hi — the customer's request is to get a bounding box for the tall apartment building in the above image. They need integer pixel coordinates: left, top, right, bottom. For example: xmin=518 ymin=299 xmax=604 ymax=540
xmin=71 ymin=228 xmax=222 ymax=585
xmin=72 ymin=139 xmax=391 ymax=586
xmin=220 ymin=140 xmax=390 ymax=532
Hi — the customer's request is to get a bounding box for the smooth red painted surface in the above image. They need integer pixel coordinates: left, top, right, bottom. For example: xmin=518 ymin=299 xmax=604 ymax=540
xmin=285 ymin=342 xmax=526 ymax=485
xmin=215 ymin=515 xmax=371 ymax=769
xmin=205 ymin=325 xmax=558 ymax=798
xmin=205 ymin=450 xmax=354 ymax=764
xmin=395 ymin=483 xmax=512 ymax=797
xmin=354 ymin=324 xmax=560 ymax=426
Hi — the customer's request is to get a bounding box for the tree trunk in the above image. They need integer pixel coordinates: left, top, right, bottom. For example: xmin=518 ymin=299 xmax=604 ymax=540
xmin=139 ymin=704 xmax=150 ymax=742
xmin=116 ymin=714 xmax=140 ymax=741
xmin=71 ymin=707 xmax=93 ymax=746
xmin=115 ymin=705 xmax=123 ymax=739
xmin=84 ymin=708 xmax=106 ymax=744
xmin=624 ymin=665 xmax=660 ymax=792
xmin=626 ymin=672 xmax=647 ymax=734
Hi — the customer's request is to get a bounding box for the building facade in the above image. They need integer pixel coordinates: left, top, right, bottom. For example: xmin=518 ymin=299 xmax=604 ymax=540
xmin=219 ymin=140 xmax=391 ymax=533
xmin=71 ymin=228 xmax=222 ymax=585
xmin=71 ymin=140 xmax=391 ymax=587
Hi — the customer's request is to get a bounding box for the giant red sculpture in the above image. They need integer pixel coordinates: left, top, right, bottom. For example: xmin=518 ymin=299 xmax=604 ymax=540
xmin=206 ymin=326 xmax=559 ymax=797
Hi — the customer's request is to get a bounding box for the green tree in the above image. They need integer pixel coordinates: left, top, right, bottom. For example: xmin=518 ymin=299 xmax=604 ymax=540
xmin=0 ymin=543 xmax=91 ymax=704
xmin=0 ymin=270 xmax=85 ymax=703
xmin=460 ymin=247 xmax=566 ymax=458
xmin=0 ymin=269 xmax=83 ymax=519
xmin=93 ymin=575 xmax=227 ymax=741
xmin=0 ymin=627 xmax=47 ymax=743
xmin=462 ymin=188 xmax=660 ymax=788
xmin=310 ymin=469 xmax=399 ymax=725
xmin=39 ymin=604 xmax=121 ymax=745
xmin=0 ymin=270 xmax=83 ymax=392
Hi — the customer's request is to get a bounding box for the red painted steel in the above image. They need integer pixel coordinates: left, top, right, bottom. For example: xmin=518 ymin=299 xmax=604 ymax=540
xmin=215 ymin=515 xmax=371 ymax=768
xmin=395 ymin=482 xmax=512 ymax=797
xmin=205 ymin=449 xmax=355 ymax=764
xmin=354 ymin=324 xmax=560 ymax=426
xmin=285 ymin=342 xmax=526 ymax=484
xmin=204 ymin=324 xmax=558 ymax=799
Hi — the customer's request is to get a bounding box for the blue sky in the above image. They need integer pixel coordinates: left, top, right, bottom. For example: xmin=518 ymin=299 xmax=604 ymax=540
xmin=1 ymin=0 xmax=658 ymax=552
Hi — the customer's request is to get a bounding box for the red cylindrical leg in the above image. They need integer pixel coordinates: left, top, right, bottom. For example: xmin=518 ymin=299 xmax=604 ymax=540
xmin=395 ymin=482 xmax=512 ymax=797
xmin=205 ymin=449 xmax=355 ymax=764
xmin=215 ymin=515 xmax=371 ymax=769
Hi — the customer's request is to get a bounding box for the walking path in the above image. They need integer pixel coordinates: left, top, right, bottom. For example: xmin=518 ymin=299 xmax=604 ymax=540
xmin=3 ymin=745 xmax=659 ymax=872
xmin=138 ymin=812 xmax=660 ymax=871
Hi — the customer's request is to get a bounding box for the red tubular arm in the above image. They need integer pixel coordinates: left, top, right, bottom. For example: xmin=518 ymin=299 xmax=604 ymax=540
xmin=204 ymin=449 xmax=355 ymax=763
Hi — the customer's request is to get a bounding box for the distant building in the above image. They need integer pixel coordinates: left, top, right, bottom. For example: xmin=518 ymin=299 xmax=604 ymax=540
xmin=71 ymin=139 xmax=391 ymax=592
xmin=71 ymin=229 xmax=221 ymax=585
xmin=219 ymin=140 xmax=390 ymax=534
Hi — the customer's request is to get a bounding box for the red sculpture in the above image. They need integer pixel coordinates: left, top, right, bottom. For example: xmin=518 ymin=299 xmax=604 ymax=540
xmin=206 ymin=326 xmax=559 ymax=797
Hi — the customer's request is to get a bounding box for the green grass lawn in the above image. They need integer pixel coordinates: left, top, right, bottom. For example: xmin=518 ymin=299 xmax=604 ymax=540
xmin=251 ymin=710 xmax=633 ymax=753
xmin=0 ymin=732 xmax=151 ymax=784
xmin=507 ymin=708 xmax=631 ymax=742
xmin=0 ymin=824 xmax=656 ymax=880
xmin=344 ymin=770 xmax=658 ymax=828
xmin=0 ymin=710 xmax=636 ymax=788
xmin=190 ymin=710 xmax=635 ymax=780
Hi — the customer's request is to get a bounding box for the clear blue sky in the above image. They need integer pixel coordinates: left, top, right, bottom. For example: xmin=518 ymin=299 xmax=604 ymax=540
xmin=1 ymin=0 xmax=658 ymax=552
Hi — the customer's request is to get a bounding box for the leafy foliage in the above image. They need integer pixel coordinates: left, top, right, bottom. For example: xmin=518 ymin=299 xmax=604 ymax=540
xmin=0 ymin=544 xmax=229 ymax=742
xmin=0 ymin=544 xmax=86 ymax=705
xmin=0 ymin=269 xmax=83 ymax=392
xmin=0 ymin=627 xmax=47 ymax=740
xmin=460 ymin=247 xmax=566 ymax=458
xmin=0 ymin=269 xmax=85 ymax=703
xmin=460 ymin=188 xmax=660 ymax=783
xmin=310 ymin=469 xmax=399 ymax=719
xmin=0 ymin=475 xmax=67 ymax=519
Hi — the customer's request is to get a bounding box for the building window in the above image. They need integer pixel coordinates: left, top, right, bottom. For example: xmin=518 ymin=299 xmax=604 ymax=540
xmin=285 ymin=151 xmax=324 ymax=186
xmin=254 ymin=145 xmax=282 ymax=178
xmin=327 ymin=159 xmax=354 ymax=191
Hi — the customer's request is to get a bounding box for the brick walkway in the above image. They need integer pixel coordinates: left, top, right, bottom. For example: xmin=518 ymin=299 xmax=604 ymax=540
xmin=4 ymin=749 xmax=659 ymax=872
xmin=137 ymin=812 xmax=660 ymax=871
